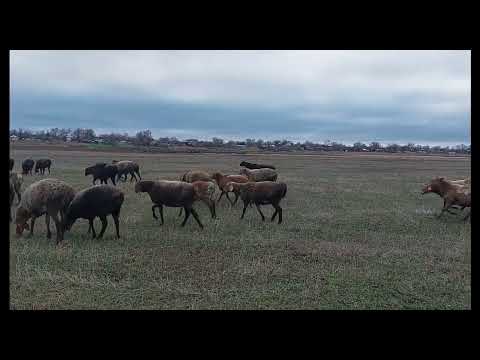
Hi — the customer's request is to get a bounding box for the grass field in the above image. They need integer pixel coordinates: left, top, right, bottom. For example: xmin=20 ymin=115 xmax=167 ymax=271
xmin=9 ymin=147 xmax=471 ymax=309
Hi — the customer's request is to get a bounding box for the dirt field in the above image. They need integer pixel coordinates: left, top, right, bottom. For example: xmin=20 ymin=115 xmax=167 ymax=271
xmin=9 ymin=145 xmax=471 ymax=309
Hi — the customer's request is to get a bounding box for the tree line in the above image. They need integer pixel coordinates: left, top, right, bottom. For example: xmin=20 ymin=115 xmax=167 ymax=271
xmin=9 ymin=128 xmax=471 ymax=154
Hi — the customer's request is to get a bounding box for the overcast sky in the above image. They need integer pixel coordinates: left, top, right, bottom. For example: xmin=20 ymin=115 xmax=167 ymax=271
xmin=10 ymin=50 xmax=471 ymax=145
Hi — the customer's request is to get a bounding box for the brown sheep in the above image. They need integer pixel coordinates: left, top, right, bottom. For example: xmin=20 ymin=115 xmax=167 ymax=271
xmin=15 ymin=178 xmax=76 ymax=243
xmin=211 ymin=172 xmax=248 ymax=205
xmin=9 ymin=172 xmax=23 ymax=204
xmin=239 ymin=168 xmax=278 ymax=182
xmin=422 ymin=177 xmax=471 ymax=221
xmin=135 ymin=180 xmax=204 ymax=229
xmin=227 ymin=181 xmax=287 ymax=224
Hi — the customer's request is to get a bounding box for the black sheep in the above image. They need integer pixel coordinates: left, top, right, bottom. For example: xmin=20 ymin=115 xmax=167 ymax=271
xmin=34 ymin=159 xmax=52 ymax=175
xmin=64 ymin=185 xmax=124 ymax=239
xmin=240 ymin=161 xmax=276 ymax=170
xmin=22 ymin=159 xmax=35 ymax=175
xmin=85 ymin=163 xmax=118 ymax=186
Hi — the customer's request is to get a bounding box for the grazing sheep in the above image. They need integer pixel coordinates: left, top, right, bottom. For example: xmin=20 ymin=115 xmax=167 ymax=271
xmin=9 ymin=179 xmax=14 ymax=222
xmin=135 ymin=180 xmax=204 ymax=229
xmin=15 ymin=178 xmax=75 ymax=243
xmin=10 ymin=158 xmax=14 ymax=171
xmin=239 ymin=167 xmax=278 ymax=182
xmin=178 ymin=170 xmax=216 ymax=218
xmin=22 ymin=159 xmax=35 ymax=175
xmin=9 ymin=172 xmax=23 ymax=203
xmin=85 ymin=163 xmax=118 ymax=186
xmin=240 ymin=161 xmax=276 ymax=170
xmin=64 ymin=185 xmax=124 ymax=239
xmin=34 ymin=158 xmax=52 ymax=175
xmin=114 ymin=160 xmax=141 ymax=182
xmin=227 ymin=181 xmax=287 ymax=224
xmin=422 ymin=177 xmax=471 ymax=221
xmin=211 ymin=171 xmax=248 ymax=205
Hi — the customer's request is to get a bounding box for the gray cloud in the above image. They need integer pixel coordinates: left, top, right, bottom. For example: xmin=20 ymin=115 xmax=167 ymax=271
xmin=10 ymin=50 xmax=471 ymax=145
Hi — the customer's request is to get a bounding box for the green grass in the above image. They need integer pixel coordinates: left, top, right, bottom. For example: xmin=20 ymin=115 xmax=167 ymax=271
xmin=9 ymin=149 xmax=471 ymax=309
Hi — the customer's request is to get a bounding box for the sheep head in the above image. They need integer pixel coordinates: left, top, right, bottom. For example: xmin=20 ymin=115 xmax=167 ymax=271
xmin=15 ymin=207 xmax=31 ymax=236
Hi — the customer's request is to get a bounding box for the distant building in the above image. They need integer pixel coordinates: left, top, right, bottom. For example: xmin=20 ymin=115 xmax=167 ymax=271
xmin=10 ymin=135 xmax=18 ymax=142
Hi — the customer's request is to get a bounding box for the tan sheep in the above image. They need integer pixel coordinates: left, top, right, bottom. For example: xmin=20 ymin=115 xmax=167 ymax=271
xmin=9 ymin=171 xmax=23 ymax=204
xmin=239 ymin=168 xmax=278 ymax=182
xmin=15 ymin=178 xmax=76 ymax=243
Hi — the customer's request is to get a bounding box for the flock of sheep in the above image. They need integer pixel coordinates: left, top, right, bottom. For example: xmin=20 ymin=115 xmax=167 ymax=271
xmin=9 ymin=158 xmax=288 ymax=244
xmin=9 ymin=156 xmax=471 ymax=246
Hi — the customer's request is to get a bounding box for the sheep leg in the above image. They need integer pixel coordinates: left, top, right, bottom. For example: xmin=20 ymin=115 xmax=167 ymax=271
xmin=135 ymin=170 xmax=141 ymax=180
xmin=271 ymin=207 xmax=278 ymax=221
xmin=97 ymin=216 xmax=108 ymax=239
xmin=45 ymin=214 xmax=52 ymax=239
xmin=51 ymin=213 xmax=63 ymax=243
xmin=159 ymin=205 xmax=164 ymax=225
xmin=437 ymin=201 xmax=453 ymax=218
xmin=255 ymin=204 xmax=266 ymax=221
xmin=48 ymin=167 xmax=50 ymax=174
xmin=225 ymin=192 xmax=234 ymax=205
xmin=462 ymin=210 xmax=471 ymax=222
xmin=217 ymin=191 xmax=226 ymax=203
xmin=241 ymin=202 xmax=249 ymax=219
xmin=111 ymin=176 xmax=116 ymax=186
xmin=181 ymin=207 xmax=191 ymax=227
xmin=112 ymin=213 xmax=121 ymax=239
xmin=274 ymin=204 xmax=283 ymax=224
xmin=232 ymin=192 xmax=239 ymax=206
xmin=88 ymin=219 xmax=97 ymax=239
xmin=190 ymin=208 xmax=204 ymax=229
xmin=152 ymin=205 xmax=159 ymax=220
xmin=28 ymin=217 xmax=36 ymax=237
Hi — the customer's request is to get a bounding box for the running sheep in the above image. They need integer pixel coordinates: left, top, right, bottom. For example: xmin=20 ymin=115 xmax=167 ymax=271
xmin=135 ymin=180 xmax=204 ymax=229
xmin=112 ymin=160 xmax=142 ymax=182
xmin=227 ymin=181 xmax=287 ymax=224
xmin=422 ymin=177 xmax=471 ymax=221
xmin=63 ymin=185 xmax=124 ymax=239
xmin=178 ymin=170 xmax=216 ymax=218
xmin=211 ymin=171 xmax=248 ymax=205
xmin=85 ymin=163 xmax=118 ymax=186
xmin=15 ymin=178 xmax=76 ymax=243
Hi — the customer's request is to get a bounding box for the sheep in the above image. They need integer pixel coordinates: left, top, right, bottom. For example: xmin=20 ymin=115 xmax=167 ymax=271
xmin=135 ymin=180 xmax=204 ymax=229
xmin=34 ymin=158 xmax=52 ymax=175
xmin=63 ymin=185 xmax=124 ymax=239
xmin=178 ymin=170 xmax=216 ymax=218
xmin=15 ymin=178 xmax=76 ymax=243
xmin=422 ymin=177 xmax=471 ymax=221
xmin=22 ymin=159 xmax=35 ymax=175
xmin=239 ymin=167 xmax=278 ymax=182
xmin=9 ymin=172 xmax=23 ymax=203
xmin=226 ymin=181 xmax=287 ymax=224
xmin=180 ymin=170 xmax=213 ymax=183
xmin=211 ymin=171 xmax=248 ymax=205
xmin=240 ymin=161 xmax=276 ymax=170
xmin=191 ymin=180 xmax=216 ymax=219
xmin=85 ymin=163 xmax=118 ymax=186
xmin=113 ymin=160 xmax=141 ymax=182
xmin=10 ymin=158 xmax=14 ymax=171
xmin=9 ymin=178 xmax=14 ymax=222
